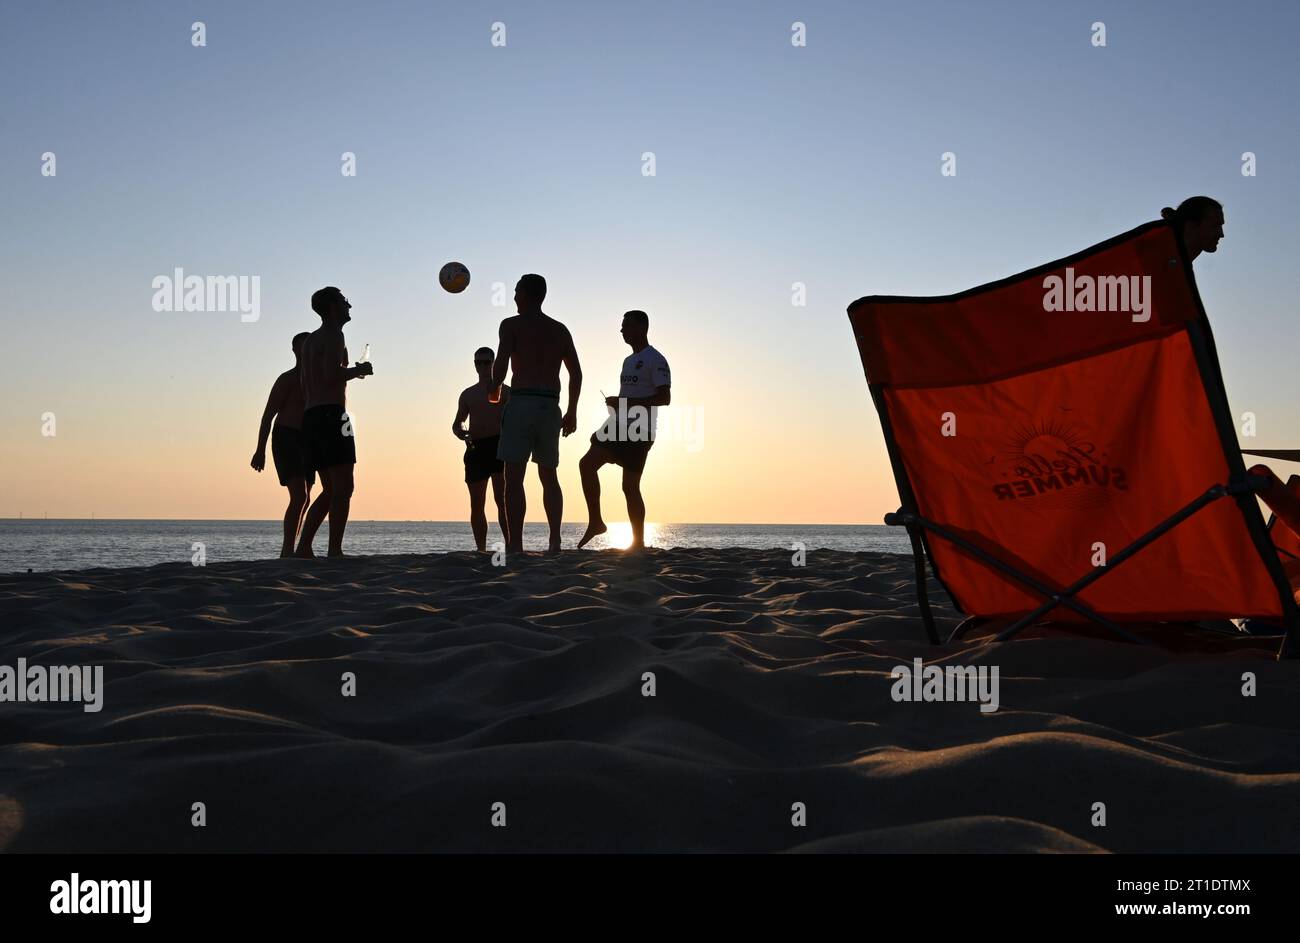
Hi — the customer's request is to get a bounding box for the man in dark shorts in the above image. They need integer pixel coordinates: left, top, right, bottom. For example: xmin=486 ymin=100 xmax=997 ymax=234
xmin=251 ymin=332 xmax=316 ymax=557
xmin=294 ymin=287 xmax=373 ymax=558
xmin=578 ymin=310 xmax=671 ymax=551
xmin=453 ymin=347 xmax=510 ymax=550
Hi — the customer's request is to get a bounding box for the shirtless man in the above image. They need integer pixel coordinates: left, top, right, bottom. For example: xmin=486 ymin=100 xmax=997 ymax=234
xmin=453 ymin=347 xmax=510 ymax=550
xmin=491 ymin=274 xmax=582 ymax=552
xmin=251 ymin=332 xmax=315 ymax=557
xmin=294 ymin=287 xmax=374 ymax=558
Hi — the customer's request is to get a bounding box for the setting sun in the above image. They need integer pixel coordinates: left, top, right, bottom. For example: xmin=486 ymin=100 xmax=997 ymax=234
xmin=602 ymin=522 xmax=657 ymax=549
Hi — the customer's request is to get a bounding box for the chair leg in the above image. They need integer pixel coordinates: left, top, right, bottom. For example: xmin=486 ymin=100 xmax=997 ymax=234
xmin=947 ymin=616 xmax=985 ymax=643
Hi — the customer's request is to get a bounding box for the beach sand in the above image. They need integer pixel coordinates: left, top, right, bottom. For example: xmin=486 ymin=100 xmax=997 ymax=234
xmin=3 ymin=548 xmax=1299 ymax=853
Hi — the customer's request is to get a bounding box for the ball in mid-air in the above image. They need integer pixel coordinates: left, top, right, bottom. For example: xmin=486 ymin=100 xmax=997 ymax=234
xmin=439 ymin=261 xmax=470 ymax=293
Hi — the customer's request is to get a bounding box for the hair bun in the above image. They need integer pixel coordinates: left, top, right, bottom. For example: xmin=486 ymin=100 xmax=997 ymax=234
xmin=1160 ymin=207 xmax=1176 ymax=220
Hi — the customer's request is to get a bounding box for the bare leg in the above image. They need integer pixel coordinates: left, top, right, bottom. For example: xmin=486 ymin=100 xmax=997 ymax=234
xmin=467 ymin=479 xmax=489 ymax=551
xmin=295 ymin=477 xmax=331 ymax=558
xmin=504 ymin=461 xmax=527 ymax=553
xmin=490 ymin=472 xmax=508 ymax=547
xmin=298 ymin=485 xmax=311 ymax=538
xmin=538 ymin=463 xmax=563 ymax=552
xmin=623 ymin=467 xmax=646 ymax=550
xmin=281 ymin=478 xmax=308 ymax=558
xmin=578 ymin=446 xmax=610 ymax=548
xmin=326 ymin=464 xmax=355 ymax=557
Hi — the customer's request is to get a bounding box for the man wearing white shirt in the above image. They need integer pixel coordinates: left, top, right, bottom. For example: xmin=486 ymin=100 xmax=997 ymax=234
xmin=578 ymin=310 xmax=671 ymax=551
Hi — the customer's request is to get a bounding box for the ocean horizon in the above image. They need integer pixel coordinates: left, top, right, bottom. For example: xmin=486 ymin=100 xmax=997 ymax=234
xmin=0 ymin=519 xmax=911 ymax=573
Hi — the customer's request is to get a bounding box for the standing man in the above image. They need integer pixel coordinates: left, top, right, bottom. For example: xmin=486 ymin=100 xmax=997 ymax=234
xmin=295 ymin=287 xmax=373 ymax=558
xmin=251 ymin=332 xmax=316 ymax=557
xmin=578 ymin=310 xmax=671 ymax=551
xmin=491 ymin=274 xmax=582 ymax=553
xmin=453 ymin=346 xmax=510 ymax=550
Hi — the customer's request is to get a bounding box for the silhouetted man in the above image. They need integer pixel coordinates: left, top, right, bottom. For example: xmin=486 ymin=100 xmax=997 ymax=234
xmin=578 ymin=310 xmax=671 ymax=551
xmin=1160 ymin=196 xmax=1224 ymax=261
xmin=295 ymin=287 xmax=373 ymax=558
xmin=453 ymin=347 xmax=510 ymax=550
xmin=251 ymin=332 xmax=315 ymax=557
xmin=491 ymin=274 xmax=581 ymax=552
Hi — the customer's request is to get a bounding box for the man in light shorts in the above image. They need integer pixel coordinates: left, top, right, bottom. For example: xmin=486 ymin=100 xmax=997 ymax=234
xmin=490 ymin=274 xmax=582 ymax=552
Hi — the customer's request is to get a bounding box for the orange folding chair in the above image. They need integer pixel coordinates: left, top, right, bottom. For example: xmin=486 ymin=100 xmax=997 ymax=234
xmin=848 ymin=220 xmax=1300 ymax=659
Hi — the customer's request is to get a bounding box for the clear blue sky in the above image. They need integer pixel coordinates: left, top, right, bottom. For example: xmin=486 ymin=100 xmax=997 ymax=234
xmin=3 ymin=0 xmax=1298 ymax=521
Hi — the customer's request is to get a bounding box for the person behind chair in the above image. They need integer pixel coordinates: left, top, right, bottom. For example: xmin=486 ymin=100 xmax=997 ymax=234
xmin=1161 ymin=196 xmax=1223 ymax=261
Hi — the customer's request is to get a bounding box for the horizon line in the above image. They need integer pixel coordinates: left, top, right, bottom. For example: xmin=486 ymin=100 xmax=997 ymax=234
xmin=3 ymin=517 xmax=882 ymax=527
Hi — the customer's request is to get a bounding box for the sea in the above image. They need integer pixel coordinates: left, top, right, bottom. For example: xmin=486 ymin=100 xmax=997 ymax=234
xmin=0 ymin=520 xmax=911 ymax=573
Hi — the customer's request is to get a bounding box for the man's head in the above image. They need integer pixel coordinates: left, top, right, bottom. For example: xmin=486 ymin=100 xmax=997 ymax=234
xmin=474 ymin=346 xmax=494 ymax=380
xmin=291 ymin=331 xmax=311 ymax=364
xmin=514 ymin=274 xmax=547 ymax=314
xmin=620 ymin=309 xmax=649 ymax=347
xmin=1161 ymin=197 xmax=1224 ymax=260
xmin=311 ymin=286 xmax=352 ymax=325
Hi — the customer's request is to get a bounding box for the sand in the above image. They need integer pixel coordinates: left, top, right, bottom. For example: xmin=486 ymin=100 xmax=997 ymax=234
xmin=2 ymin=548 xmax=1299 ymax=853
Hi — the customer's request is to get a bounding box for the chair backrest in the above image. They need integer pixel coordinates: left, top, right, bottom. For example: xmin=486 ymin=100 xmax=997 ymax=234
xmin=849 ymin=220 xmax=1295 ymax=623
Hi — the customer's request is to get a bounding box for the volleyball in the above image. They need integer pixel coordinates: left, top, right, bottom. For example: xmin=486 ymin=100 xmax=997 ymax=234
xmin=439 ymin=262 xmax=470 ymax=293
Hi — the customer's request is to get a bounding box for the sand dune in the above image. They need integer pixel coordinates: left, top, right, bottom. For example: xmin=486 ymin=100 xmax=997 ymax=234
xmin=2 ymin=548 xmax=1297 ymax=852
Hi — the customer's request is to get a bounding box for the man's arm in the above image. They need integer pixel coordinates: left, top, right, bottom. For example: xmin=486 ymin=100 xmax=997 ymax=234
xmin=325 ymin=331 xmax=371 ymax=382
xmin=251 ymin=375 xmax=288 ymax=471
xmin=491 ymin=320 xmax=513 ymax=394
xmin=561 ymin=326 xmax=582 ymax=436
xmin=452 ymin=393 xmax=470 ymax=441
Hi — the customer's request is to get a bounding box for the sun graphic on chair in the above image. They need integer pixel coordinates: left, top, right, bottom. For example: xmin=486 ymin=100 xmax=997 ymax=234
xmin=1005 ymin=417 xmax=1090 ymax=466
xmin=995 ymin=416 xmax=1114 ymax=510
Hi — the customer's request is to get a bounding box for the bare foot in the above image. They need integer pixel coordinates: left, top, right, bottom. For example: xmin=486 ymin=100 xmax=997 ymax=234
xmin=327 ymin=551 xmax=347 ymax=558
xmin=578 ymin=521 xmax=607 ymax=549
xmin=293 ymin=547 xmax=316 ymax=559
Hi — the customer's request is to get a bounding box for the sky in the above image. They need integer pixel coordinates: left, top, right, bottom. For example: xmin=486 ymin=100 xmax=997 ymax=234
xmin=3 ymin=0 xmax=1299 ymax=524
